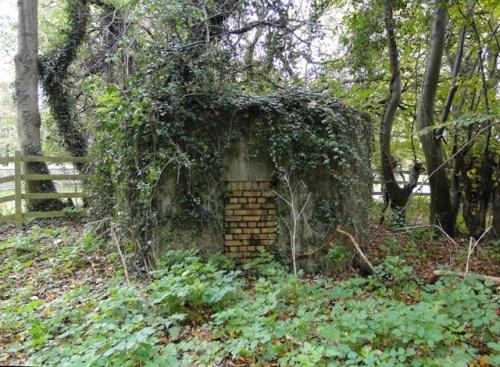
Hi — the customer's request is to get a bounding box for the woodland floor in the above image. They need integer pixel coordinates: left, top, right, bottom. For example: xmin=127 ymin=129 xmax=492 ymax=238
xmin=0 ymin=220 xmax=499 ymax=366
xmin=364 ymin=223 xmax=500 ymax=281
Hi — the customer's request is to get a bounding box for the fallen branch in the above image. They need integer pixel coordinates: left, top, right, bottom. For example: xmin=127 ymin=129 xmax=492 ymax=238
xmin=296 ymin=230 xmax=338 ymax=259
xmin=431 ymin=270 xmax=500 ymax=284
xmin=336 ymin=226 xmax=375 ymax=273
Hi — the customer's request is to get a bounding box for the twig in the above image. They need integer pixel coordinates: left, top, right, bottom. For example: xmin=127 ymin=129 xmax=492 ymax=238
xmin=465 ymin=237 xmax=474 ymax=275
xmin=111 ymin=226 xmax=131 ymax=285
xmin=465 ymin=226 xmax=491 ymax=275
xmin=336 ymin=226 xmax=375 ymax=273
xmin=135 ymin=238 xmax=152 ymax=274
xmin=296 ymin=230 xmax=338 ymax=259
xmin=396 ymin=224 xmax=458 ymax=248
xmin=396 ymin=223 xmax=456 ymax=265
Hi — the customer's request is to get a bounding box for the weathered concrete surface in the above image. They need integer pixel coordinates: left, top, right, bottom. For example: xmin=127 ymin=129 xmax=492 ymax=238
xmin=222 ymin=136 xmax=273 ymax=182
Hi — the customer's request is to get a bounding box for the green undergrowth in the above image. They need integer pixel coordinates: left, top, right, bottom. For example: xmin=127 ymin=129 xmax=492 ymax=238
xmin=0 ymin=226 xmax=499 ymax=366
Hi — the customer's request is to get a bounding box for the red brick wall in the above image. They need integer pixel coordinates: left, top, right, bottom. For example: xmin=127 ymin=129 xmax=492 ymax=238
xmin=224 ymin=181 xmax=277 ymax=259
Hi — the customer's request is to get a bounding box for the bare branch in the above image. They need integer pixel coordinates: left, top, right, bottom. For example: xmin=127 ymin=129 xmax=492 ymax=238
xmin=336 ymin=226 xmax=375 ymax=273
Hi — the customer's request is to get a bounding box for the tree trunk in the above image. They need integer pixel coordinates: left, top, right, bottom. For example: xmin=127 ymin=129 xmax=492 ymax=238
xmin=445 ymin=18 xmax=468 ymax=224
xmin=39 ymin=0 xmax=89 ymax=173
xmin=461 ymin=154 xmax=494 ymax=238
xmin=460 ymin=16 xmax=496 ymax=239
xmin=15 ymin=0 xmax=62 ymax=211
xmin=379 ymin=0 xmax=422 ymax=224
xmin=415 ymin=0 xmax=455 ymax=235
xmin=492 ymin=156 xmax=500 ymax=240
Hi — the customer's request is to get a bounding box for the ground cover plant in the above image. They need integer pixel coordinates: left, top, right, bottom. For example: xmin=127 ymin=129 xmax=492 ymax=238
xmin=1 ymin=0 xmax=498 ymax=365
xmin=0 ymin=222 xmax=498 ymax=366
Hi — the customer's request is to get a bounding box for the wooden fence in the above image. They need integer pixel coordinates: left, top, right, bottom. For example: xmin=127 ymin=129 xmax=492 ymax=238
xmin=0 ymin=153 xmax=430 ymax=228
xmin=0 ymin=151 xmax=92 ymax=229
xmin=372 ymin=171 xmax=431 ymax=197
xmin=372 ymin=183 xmax=431 ymax=197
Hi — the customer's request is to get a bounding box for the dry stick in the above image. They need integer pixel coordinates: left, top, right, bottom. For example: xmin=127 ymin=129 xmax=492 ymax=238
xmin=111 ymin=226 xmax=131 ymax=285
xmin=400 ymin=225 xmax=493 ymax=278
xmin=135 ymin=238 xmax=152 ymax=275
xmin=397 ymin=224 xmax=458 ymax=247
xmin=431 ymin=270 xmax=500 ymax=284
xmin=465 ymin=226 xmax=491 ymax=275
xmin=397 ymin=224 xmax=459 ymax=266
xmin=465 ymin=237 xmax=474 ymax=274
xmin=296 ymin=230 xmax=338 ymax=259
xmin=336 ymin=226 xmax=375 ymax=273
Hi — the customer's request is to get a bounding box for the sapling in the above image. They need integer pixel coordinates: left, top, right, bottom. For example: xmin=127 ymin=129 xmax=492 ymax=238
xmin=273 ymin=172 xmax=311 ymax=275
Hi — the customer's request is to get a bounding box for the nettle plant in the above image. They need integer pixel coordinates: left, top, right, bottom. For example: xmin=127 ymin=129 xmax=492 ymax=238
xmin=89 ymin=46 xmax=372 ymax=261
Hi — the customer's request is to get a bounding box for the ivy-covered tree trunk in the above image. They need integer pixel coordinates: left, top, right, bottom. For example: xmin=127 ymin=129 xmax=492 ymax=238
xmin=379 ymin=0 xmax=421 ymax=223
xmin=15 ymin=0 xmax=62 ymax=211
xmin=415 ymin=0 xmax=455 ymax=235
xmin=39 ymin=0 xmax=89 ymax=172
xmin=461 ymin=154 xmax=494 ymax=238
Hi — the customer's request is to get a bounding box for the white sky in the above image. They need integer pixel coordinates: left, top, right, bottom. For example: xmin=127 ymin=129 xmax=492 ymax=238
xmin=0 ymin=0 xmax=16 ymax=84
xmin=0 ymin=0 xmax=16 ymax=16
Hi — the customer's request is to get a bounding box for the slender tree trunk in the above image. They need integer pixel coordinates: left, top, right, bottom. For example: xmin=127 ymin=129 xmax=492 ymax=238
xmin=492 ymin=155 xmax=500 ymax=240
xmin=416 ymin=0 xmax=455 ymax=235
xmin=379 ymin=0 xmax=422 ymax=224
xmin=441 ymin=27 xmax=466 ymax=124
xmin=14 ymin=0 xmax=62 ymax=211
xmin=444 ymin=18 xmax=468 ymax=221
xmin=487 ymin=49 xmax=499 ymax=241
xmin=451 ymin=61 xmax=477 ymax=220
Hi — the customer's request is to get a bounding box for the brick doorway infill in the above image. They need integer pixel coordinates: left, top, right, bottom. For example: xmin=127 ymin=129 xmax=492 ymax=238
xmin=224 ymin=181 xmax=277 ymax=259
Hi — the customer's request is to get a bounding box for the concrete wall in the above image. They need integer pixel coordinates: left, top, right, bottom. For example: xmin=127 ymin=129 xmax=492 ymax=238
xmin=155 ymin=117 xmax=370 ymax=273
xmin=222 ymin=136 xmax=273 ymax=181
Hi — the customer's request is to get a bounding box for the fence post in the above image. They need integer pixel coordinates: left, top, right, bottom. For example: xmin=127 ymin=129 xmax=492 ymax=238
xmin=14 ymin=150 xmax=22 ymax=229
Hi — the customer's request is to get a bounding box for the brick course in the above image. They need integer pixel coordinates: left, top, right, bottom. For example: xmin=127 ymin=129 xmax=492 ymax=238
xmin=224 ymin=181 xmax=277 ymax=259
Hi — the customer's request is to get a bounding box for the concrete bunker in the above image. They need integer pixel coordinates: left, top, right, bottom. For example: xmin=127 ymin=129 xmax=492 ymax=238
xmin=154 ymin=89 xmax=372 ymax=272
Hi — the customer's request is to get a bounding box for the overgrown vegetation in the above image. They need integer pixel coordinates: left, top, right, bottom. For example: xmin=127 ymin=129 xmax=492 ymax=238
xmin=1 ymin=0 xmax=499 ymax=364
xmin=92 ymin=80 xmax=372 ymax=262
xmin=1 ymin=224 xmax=498 ymax=366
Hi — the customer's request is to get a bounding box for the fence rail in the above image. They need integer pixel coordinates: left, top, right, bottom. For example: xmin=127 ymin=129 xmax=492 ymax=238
xmin=372 ymin=188 xmax=431 ymax=196
xmin=1 ymin=152 xmax=430 ymax=228
xmin=0 ymin=151 xmax=92 ymax=228
xmin=372 ymin=175 xmax=431 ymax=197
